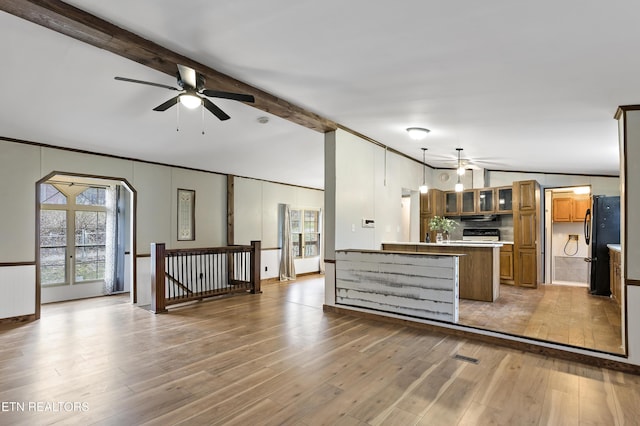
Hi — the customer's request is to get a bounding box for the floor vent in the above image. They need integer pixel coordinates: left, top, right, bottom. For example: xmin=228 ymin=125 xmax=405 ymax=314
xmin=453 ymin=354 xmax=479 ymax=364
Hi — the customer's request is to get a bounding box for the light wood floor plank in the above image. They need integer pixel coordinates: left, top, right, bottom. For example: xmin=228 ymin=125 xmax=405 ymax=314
xmin=0 ymin=275 xmax=638 ymax=425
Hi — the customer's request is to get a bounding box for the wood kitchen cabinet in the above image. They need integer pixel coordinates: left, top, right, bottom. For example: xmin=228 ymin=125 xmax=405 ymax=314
xmin=500 ymin=243 xmax=515 ymax=285
xmin=552 ymin=196 xmax=590 ymax=222
xmin=572 ymin=197 xmax=590 ymax=222
xmin=513 ymin=180 xmax=541 ymax=288
xmin=444 ymin=191 xmax=460 ymax=215
xmin=496 ymin=186 xmax=513 ymax=214
xmin=461 ymin=190 xmax=476 ymax=214
xmin=477 ymin=188 xmax=495 ymax=213
xmin=609 ymin=247 xmax=621 ymax=307
xmin=419 ymin=189 xmax=443 ymax=242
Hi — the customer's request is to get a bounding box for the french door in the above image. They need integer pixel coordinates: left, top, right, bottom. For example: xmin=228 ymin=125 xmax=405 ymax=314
xmin=39 ymin=183 xmax=107 ymax=287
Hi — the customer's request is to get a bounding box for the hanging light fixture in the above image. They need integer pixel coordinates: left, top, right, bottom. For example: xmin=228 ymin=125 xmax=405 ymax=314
xmin=406 ymin=127 xmax=431 ymax=140
xmin=455 ymin=148 xmax=464 ymax=192
xmin=419 ymin=148 xmax=428 ymax=194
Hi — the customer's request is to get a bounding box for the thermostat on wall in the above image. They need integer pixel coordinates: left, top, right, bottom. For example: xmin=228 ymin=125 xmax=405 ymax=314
xmin=362 ymin=218 xmax=375 ymax=228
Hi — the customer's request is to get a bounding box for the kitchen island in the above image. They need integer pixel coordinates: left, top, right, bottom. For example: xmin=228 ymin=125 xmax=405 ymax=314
xmin=381 ymin=241 xmax=502 ymax=302
xmin=335 ymin=249 xmax=462 ymax=323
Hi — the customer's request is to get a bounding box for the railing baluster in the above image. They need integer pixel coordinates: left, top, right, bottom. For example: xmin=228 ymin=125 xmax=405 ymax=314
xmin=153 ymin=241 xmax=261 ymax=311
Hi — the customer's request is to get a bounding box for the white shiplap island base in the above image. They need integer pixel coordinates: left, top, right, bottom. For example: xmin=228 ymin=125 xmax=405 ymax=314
xmin=335 ymin=249 xmax=461 ymax=323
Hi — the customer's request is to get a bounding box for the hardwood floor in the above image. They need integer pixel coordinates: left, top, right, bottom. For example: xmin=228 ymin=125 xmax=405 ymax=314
xmin=1 ymin=276 xmax=639 ymax=425
xmin=459 ymin=284 xmax=623 ymax=354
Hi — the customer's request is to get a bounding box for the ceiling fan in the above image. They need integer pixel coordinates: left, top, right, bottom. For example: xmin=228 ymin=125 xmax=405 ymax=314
xmin=114 ymin=64 xmax=255 ymax=121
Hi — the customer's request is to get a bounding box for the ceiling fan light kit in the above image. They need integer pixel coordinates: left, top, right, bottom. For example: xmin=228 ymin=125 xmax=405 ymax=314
xmin=115 ymin=64 xmax=255 ymax=122
xmin=179 ymin=93 xmax=202 ymax=109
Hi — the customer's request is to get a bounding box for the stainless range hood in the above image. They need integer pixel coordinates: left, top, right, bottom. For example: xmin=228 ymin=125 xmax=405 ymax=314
xmin=460 ymin=214 xmax=500 ymax=222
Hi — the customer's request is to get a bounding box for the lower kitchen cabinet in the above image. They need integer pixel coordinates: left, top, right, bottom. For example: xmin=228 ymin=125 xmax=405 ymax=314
xmin=517 ymin=249 xmax=538 ymax=288
xmin=610 ymin=247 xmax=621 ymax=307
xmin=500 ymin=243 xmax=514 ymax=285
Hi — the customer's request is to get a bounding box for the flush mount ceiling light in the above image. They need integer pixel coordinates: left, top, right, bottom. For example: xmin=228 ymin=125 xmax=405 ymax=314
xmin=406 ymin=127 xmax=431 ymax=140
xmin=455 ymin=148 xmax=464 ymax=192
xmin=419 ymin=148 xmax=429 ymax=194
xmin=179 ymin=92 xmax=202 ymax=109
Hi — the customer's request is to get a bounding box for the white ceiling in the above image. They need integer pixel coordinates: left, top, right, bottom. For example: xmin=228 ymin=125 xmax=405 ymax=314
xmin=3 ymin=1 xmax=638 ymax=189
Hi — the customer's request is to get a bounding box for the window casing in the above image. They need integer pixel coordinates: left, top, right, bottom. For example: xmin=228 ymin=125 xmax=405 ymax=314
xmin=290 ymin=209 xmax=320 ymax=258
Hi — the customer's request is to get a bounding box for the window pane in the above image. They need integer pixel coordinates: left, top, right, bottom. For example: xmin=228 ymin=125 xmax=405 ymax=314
xmin=76 ymin=187 xmax=106 ymax=206
xmin=292 ymin=233 xmax=302 ymax=258
xmin=304 ymin=210 xmax=319 ymax=233
xmin=75 ymin=211 xmax=106 ymax=282
xmin=304 ymin=233 xmax=320 ymax=257
xmin=40 ymin=184 xmax=67 ymax=205
xmin=40 ymin=247 xmax=66 ymax=285
xmin=290 ymin=209 xmax=302 ymax=233
xmin=40 ymin=210 xmax=67 ymax=247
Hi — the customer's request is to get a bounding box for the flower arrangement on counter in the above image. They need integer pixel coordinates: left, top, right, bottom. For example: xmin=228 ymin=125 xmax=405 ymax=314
xmin=428 ymin=216 xmax=457 ymax=233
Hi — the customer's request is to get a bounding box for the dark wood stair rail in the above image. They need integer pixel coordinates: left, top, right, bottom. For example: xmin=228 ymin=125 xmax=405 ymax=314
xmin=151 ymin=241 xmax=261 ymax=313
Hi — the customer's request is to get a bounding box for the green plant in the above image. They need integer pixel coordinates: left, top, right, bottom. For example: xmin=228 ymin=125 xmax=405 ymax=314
xmin=428 ymin=216 xmax=457 ymax=233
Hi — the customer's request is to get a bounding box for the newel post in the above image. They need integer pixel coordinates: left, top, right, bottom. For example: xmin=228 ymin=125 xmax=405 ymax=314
xmin=150 ymin=243 xmax=167 ymax=313
xmin=250 ymin=240 xmax=262 ymax=294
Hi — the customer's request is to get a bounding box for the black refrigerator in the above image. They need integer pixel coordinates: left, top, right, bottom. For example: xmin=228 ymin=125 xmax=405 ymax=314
xmin=584 ymin=195 xmax=620 ymax=296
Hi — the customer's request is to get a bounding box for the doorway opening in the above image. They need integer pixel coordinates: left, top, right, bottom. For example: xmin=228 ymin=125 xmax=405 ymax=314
xmin=36 ymin=173 xmax=135 ymax=315
xmin=543 ymin=186 xmax=591 ymax=286
xmin=400 ymin=188 xmax=420 ymax=242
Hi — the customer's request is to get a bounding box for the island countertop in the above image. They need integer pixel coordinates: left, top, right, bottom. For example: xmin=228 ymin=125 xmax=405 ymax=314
xmin=382 ymin=241 xmax=504 ymax=248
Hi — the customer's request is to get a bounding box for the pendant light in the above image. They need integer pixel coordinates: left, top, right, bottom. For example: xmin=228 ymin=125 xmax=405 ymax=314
xmin=419 ymin=148 xmax=428 ymax=194
xmin=455 ymin=148 xmax=464 ymax=192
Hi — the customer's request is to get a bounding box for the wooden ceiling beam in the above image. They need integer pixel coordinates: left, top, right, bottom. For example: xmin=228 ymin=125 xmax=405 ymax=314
xmin=0 ymin=0 xmax=337 ymax=133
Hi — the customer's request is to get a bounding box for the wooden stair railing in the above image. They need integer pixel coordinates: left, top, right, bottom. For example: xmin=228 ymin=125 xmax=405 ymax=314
xmin=151 ymin=241 xmax=261 ymax=313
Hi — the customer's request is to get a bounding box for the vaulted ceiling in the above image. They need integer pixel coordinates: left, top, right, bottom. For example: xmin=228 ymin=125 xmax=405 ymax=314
xmin=2 ymin=1 xmax=637 ymax=189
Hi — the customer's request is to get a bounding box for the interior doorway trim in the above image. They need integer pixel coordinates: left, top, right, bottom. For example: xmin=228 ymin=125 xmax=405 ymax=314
xmin=35 ymin=171 xmax=137 ymax=319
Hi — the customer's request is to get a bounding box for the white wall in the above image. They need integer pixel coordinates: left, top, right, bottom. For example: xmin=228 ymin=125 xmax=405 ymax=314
xmin=233 ymin=176 xmax=324 ymax=279
xmin=488 ymin=171 xmax=619 ymax=196
xmin=328 ymin=129 xmax=425 ymax=254
xmin=0 ymin=139 xmax=269 ymax=314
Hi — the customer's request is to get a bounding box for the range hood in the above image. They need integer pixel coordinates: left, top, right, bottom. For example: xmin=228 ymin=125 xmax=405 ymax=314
xmin=460 ymin=214 xmax=500 ymax=222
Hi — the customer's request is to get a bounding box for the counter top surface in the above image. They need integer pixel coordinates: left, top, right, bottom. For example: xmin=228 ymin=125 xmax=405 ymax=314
xmin=383 ymin=241 xmax=503 ymax=248
xmin=607 ymin=244 xmax=621 ymax=252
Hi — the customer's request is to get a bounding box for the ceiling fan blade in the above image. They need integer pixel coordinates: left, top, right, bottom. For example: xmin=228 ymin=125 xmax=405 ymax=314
xmin=114 ymin=76 xmax=179 ymax=91
xmin=202 ymin=89 xmax=255 ymax=103
xmin=203 ymin=98 xmax=230 ymax=121
xmin=177 ymin=64 xmax=197 ymax=89
xmin=153 ymin=96 xmax=180 ymax=111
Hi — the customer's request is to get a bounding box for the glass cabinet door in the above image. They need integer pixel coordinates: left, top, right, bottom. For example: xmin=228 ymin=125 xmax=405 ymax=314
xmin=461 ymin=190 xmax=476 ymax=214
xmin=478 ymin=189 xmax=495 ymax=213
xmin=497 ymin=187 xmax=513 ymax=213
xmin=445 ymin=192 xmax=459 ymax=215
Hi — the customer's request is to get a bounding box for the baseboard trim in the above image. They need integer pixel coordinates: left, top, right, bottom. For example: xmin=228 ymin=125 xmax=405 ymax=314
xmin=0 ymin=314 xmax=36 ymax=325
xmin=323 ymin=304 xmax=640 ymax=375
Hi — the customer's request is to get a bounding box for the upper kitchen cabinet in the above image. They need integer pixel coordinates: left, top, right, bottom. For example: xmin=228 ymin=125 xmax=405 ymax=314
xmin=477 ymin=188 xmax=495 ymax=213
xmin=420 ymin=189 xmax=443 ymax=216
xmin=552 ymin=195 xmax=591 ymax=222
xmin=461 ymin=190 xmax=476 ymax=214
xmin=517 ymin=180 xmax=537 ymax=211
xmin=448 ymin=189 xmax=490 ymax=215
xmin=496 ymin=186 xmax=513 ymax=214
xmin=444 ymin=191 xmax=460 ymax=216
